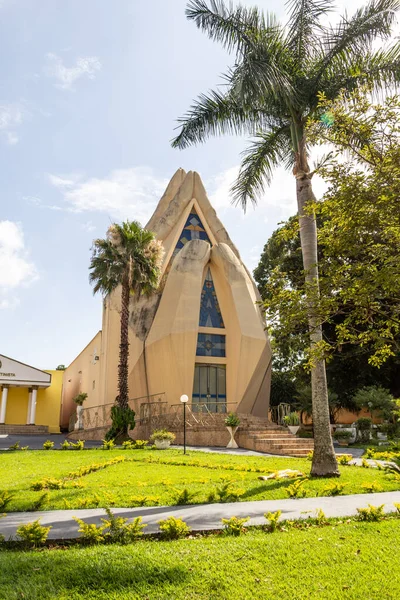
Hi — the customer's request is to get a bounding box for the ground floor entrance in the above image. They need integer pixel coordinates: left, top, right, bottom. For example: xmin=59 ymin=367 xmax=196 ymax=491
xmin=192 ymin=364 xmax=226 ymax=413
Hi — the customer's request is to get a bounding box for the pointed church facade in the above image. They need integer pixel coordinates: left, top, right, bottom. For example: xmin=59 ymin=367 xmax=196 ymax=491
xmin=61 ymin=169 xmax=272 ymax=433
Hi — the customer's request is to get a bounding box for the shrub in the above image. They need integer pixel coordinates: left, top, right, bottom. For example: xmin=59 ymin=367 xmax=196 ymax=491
xmin=74 ymin=518 xmax=106 ymax=544
xmin=314 ymin=509 xmax=328 ymax=525
xmin=30 ymin=493 xmax=49 ymax=511
xmin=9 ymin=442 xmax=20 ymax=451
xmin=149 ymin=429 xmax=176 ymax=443
xmin=158 ymin=516 xmax=191 ymax=540
xmin=361 ymin=458 xmax=370 ymax=468
xmin=320 ymin=482 xmax=348 ymax=496
xmin=356 ymin=418 xmax=372 ymax=443
xmin=130 ymin=495 xmax=160 ymax=507
xmin=221 ymin=516 xmax=249 ymax=536
xmin=105 ymin=405 xmax=136 ymax=441
xmin=333 ymin=430 xmax=352 ymax=441
xmin=394 ymin=502 xmax=400 ymax=514
xmin=122 ymin=440 xmax=135 ymax=449
xmin=16 ymin=520 xmax=52 ymax=548
xmin=283 ymin=412 xmax=300 ymax=426
xmin=73 ymin=392 xmax=88 ymax=406
xmin=101 ymin=439 xmax=115 ymax=450
xmin=306 ymin=451 xmax=314 ymax=461
xmin=224 ymin=413 xmax=240 ymax=427
xmin=70 ymin=440 xmax=85 ymax=450
xmin=0 ymin=490 xmax=14 ymax=511
xmin=207 ymin=482 xmax=242 ymax=503
xmin=356 ymin=504 xmax=385 ymax=522
xmin=286 ymin=479 xmax=307 ymax=499
xmin=172 ymin=487 xmax=198 ymax=506
xmin=42 ymin=440 xmax=54 ymax=450
xmin=30 ymin=478 xmax=65 ymax=491
xmin=133 ymin=439 xmax=148 ymax=449
xmin=361 ymin=482 xmax=383 ymax=493
xmin=365 ymin=448 xmax=376 ymax=459
xmin=264 ymin=510 xmax=281 ymax=532
xmin=60 ymin=440 xmax=71 ymax=450
xmin=338 ymin=454 xmax=352 ymax=465
xmin=102 ymin=508 xmax=147 ymax=543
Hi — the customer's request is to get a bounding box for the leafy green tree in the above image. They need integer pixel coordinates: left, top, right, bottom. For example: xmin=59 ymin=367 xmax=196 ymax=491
xmin=172 ymin=0 xmax=400 ymax=476
xmin=89 ymin=221 xmax=163 ymax=439
xmin=353 ymin=386 xmax=396 ymax=421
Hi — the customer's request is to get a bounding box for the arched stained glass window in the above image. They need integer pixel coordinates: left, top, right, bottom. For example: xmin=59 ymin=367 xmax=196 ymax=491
xmin=199 ymin=267 xmax=224 ymax=328
xmin=173 ymin=208 xmax=211 ymax=255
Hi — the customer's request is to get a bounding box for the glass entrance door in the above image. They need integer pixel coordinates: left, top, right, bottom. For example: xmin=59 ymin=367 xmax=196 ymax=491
xmin=192 ymin=364 xmax=226 ymax=413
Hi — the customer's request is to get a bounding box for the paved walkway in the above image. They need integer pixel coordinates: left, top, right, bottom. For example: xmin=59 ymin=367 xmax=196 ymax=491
xmin=1 ymin=491 xmax=400 ymax=540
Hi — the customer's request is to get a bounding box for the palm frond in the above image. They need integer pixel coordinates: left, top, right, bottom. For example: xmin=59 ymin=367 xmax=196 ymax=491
xmin=285 ymin=0 xmax=335 ymax=63
xmin=186 ymin=0 xmax=269 ymax=56
xmin=171 ymin=89 xmax=268 ymax=149
xmin=231 ymin=126 xmax=293 ymax=211
xmin=315 ymin=0 xmax=400 ymax=82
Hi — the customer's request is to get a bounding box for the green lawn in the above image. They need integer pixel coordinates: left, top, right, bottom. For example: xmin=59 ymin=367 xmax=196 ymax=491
xmin=1 ymin=448 xmax=399 ymax=512
xmin=1 ymin=520 xmax=400 ymax=599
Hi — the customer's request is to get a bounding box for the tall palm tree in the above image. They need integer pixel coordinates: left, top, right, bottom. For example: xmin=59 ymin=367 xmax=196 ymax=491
xmin=89 ymin=221 xmax=163 ymax=438
xmin=172 ymin=0 xmax=400 ymax=476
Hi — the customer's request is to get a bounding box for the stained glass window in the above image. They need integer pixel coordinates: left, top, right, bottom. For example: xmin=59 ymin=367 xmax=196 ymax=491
xmin=173 ymin=208 xmax=211 ymax=255
xmin=199 ymin=268 xmax=224 ymax=328
xmin=196 ymin=333 xmax=226 ymax=357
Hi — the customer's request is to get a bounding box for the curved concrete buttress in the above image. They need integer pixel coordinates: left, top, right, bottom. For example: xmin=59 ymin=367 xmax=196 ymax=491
xmin=193 ymin=172 xmax=240 ymax=259
xmin=211 ymin=243 xmax=271 ymax=417
xmin=145 ymin=168 xmax=187 ymax=233
xmin=133 ymin=239 xmax=211 ymax=406
xmin=155 ymin=171 xmax=195 ymax=241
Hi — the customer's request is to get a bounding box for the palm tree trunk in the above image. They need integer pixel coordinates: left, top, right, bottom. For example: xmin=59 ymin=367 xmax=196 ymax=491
xmin=295 ymin=146 xmax=339 ymax=477
xmin=117 ymin=278 xmax=130 ymax=410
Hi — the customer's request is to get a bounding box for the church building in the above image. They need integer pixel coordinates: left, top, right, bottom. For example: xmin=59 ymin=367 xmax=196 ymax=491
xmin=61 ymin=169 xmax=272 ymax=433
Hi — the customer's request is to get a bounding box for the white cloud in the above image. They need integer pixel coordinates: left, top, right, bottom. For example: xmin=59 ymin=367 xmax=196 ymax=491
xmin=44 ymin=53 xmax=102 ymax=91
xmin=0 ymin=221 xmax=38 ymax=308
xmin=0 ymin=104 xmax=23 ymax=145
xmin=48 ymin=166 xmax=168 ymax=223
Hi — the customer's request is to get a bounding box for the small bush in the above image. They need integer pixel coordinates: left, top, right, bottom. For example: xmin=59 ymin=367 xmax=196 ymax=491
xmin=74 ymin=518 xmax=106 ymax=544
xmin=207 ymin=482 xmax=243 ymax=504
xmin=16 ymin=520 xmax=52 ymax=548
xmin=9 ymin=442 xmax=20 ymax=450
xmin=224 ymin=413 xmax=240 ymax=427
xmin=0 ymin=490 xmax=14 ymax=511
xmin=122 ymin=440 xmax=135 ymax=449
xmin=172 ymin=487 xmax=197 ymax=505
xmin=356 ymin=504 xmax=385 ymax=522
xmin=286 ymin=479 xmax=307 ymax=499
xmin=314 ymin=509 xmax=328 ymax=525
xmin=102 ymin=508 xmax=147 ymax=543
xmin=133 ymin=439 xmax=148 ymax=449
xmin=130 ymin=495 xmax=160 ymax=507
xmin=221 ymin=516 xmax=249 ymax=536
xmin=361 ymin=482 xmax=383 ymax=493
xmin=101 ymin=439 xmax=115 ymax=450
xmin=60 ymin=440 xmax=71 ymax=450
xmin=338 ymin=454 xmax=352 ymax=465
xmin=149 ymin=429 xmax=176 ymax=443
xmin=394 ymin=502 xmax=400 ymax=514
xmin=264 ymin=510 xmax=281 ymax=532
xmin=365 ymin=448 xmax=376 ymax=459
xmin=70 ymin=440 xmax=85 ymax=450
xmin=31 ymin=478 xmax=65 ymax=491
xmin=158 ymin=516 xmax=191 ymax=540
xmin=30 ymin=493 xmax=49 ymax=512
xmin=42 ymin=440 xmax=54 ymax=450
xmin=361 ymin=458 xmax=370 ymax=468
xmin=320 ymin=481 xmax=348 ymax=496
xmin=306 ymin=451 xmax=314 ymax=461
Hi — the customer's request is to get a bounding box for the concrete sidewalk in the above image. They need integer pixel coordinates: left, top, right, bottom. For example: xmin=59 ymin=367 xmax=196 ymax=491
xmin=1 ymin=491 xmax=400 ymax=540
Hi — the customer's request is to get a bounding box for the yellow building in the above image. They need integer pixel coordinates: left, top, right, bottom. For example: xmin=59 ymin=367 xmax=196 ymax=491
xmin=63 ymin=169 xmax=273 ymax=436
xmin=0 ymin=354 xmax=63 ymax=433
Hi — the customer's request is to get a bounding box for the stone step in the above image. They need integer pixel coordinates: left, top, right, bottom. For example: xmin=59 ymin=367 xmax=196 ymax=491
xmin=0 ymin=424 xmax=49 ymax=435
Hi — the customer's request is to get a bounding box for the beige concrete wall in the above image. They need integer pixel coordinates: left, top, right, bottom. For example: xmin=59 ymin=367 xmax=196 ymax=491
xmin=61 ymin=331 xmax=102 ymax=429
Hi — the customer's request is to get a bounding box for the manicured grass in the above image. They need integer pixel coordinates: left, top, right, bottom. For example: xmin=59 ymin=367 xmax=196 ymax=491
xmin=1 ymin=520 xmax=400 ymax=599
xmin=1 ymin=448 xmax=399 ymax=512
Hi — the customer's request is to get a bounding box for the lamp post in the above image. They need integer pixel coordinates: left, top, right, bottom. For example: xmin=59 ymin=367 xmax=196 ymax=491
xmin=180 ymin=394 xmax=189 ymax=454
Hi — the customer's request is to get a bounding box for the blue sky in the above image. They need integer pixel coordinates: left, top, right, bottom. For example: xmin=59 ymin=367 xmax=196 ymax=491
xmin=0 ymin=0 xmax=389 ymax=368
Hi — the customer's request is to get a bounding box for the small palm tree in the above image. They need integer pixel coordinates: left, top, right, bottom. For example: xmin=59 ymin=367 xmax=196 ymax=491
xmin=89 ymin=221 xmax=163 ymax=439
xmin=172 ymin=0 xmax=400 ymax=476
